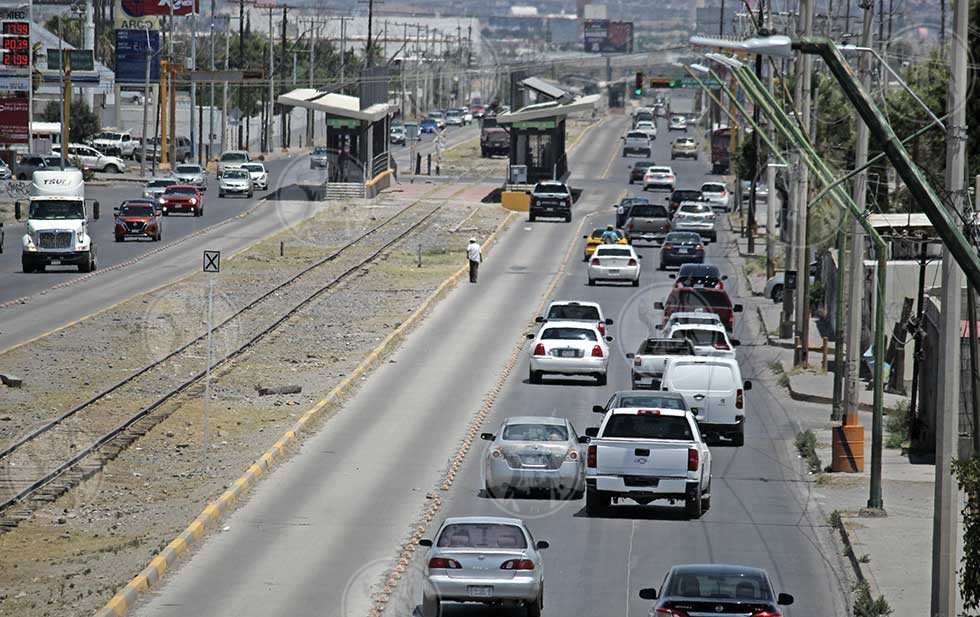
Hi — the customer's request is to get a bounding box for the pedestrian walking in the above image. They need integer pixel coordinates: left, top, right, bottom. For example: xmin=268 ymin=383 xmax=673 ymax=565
xmin=467 ymin=237 xmax=482 ymax=283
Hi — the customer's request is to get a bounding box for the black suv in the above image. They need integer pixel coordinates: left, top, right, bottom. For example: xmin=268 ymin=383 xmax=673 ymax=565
xmin=629 ymin=160 xmax=656 ymax=184
xmin=529 ymin=181 xmax=573 ymax=222
xmin=670 ymin=263 xmax=728 ymax=288
xmin=668 ymin=188 xmax=706 ymax=215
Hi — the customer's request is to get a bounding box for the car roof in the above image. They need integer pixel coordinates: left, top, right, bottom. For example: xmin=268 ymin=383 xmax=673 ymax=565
xmin=549 ymin=300 xmax=601 ymax=309
xmin=678 ymin=201 xmax=710 ymax=208
xmin=166 ymin=184 xmax=199 ymax=190
xmin=595 ymin=243 xmax=633 ymax=250
xmin=121 ymin=199 xmax=155 ymax=205
xmin=609 ymin=407 xmax=689 ymax=417
xmin=670 ymin=323 xmax=727 ymax=333
xmin=503 ymin=416 xmax=568 ymax=426
xmin=668 ymin=356 xmax=739 ymax=367
xmin=441 ymin=516 xmax=524 ymax=526
xmin=541 ymin=320 xmax=601 ymax=329
xmin=701 ymin=182 xmax=726 ymax=189
xmin=148 ymin=177 xmax=175 ymax=183
xmin=669 ymin=311 xmax=721 ymax=319
xmin=632 ymin=160 xmax=655 ymax=167
xmin=669 ymin=564 xmax=769 ymax=578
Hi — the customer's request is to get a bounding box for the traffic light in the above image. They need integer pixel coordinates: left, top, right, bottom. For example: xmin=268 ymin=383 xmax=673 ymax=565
xmin=634 ymin=72 xmax=644 ymax=96
xmin=648 ymin=77 xmax=681 ymax=89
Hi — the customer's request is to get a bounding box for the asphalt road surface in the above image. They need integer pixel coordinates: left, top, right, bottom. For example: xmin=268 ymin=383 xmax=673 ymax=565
xmin=0 ymin=124 xmax=477 ymax=307
xmin=131 ymin=106 xmax=850 ymax=617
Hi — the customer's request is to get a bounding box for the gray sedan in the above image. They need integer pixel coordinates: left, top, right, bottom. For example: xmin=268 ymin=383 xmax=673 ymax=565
xmin=419 ymin=516 xmax=548 ymax=617
xmin=173 ymin=164 xmax=207 ymax=190
xmin=143 ymin=177 xmax=178 ymax=199
xmin=481 ymin=416 xmax=587 ymax=499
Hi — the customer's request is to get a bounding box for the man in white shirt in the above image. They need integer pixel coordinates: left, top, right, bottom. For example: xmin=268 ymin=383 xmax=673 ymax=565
xmin=467 ymin=238 xmax=482 ymax=283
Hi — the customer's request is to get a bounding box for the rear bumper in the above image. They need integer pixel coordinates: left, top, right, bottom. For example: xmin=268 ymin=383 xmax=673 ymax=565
xmin=529 ymin=203 xmax=570 ymax=216
xmin=631 ymin=372 xmax=662 ymax=388
xmin=588 ymin=265 xmax=639 ymax=281
xmin=428 ymin=575 xmax=541 ymax=603
xmin=627 ymin=231 xmax=668 ymax=244
xmin=586 ymin=474 xmax=691 ymax=497
xmin=661 ymin=252 xmax=704 ymax=266
xmin=529 ymin=355 xmax=607 ymax=376
xmin=486 ymin=460 xmax=583 ymax=492
xmin=696 ymin=416 xmax=744 ymax=434
xmin=623 ymin=146 xmax=651 ymax=155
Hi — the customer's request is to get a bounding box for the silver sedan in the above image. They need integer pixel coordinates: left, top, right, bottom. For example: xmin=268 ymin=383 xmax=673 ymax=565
xmin=419 ymin=516 xmax=548 ymax=617
xmin=481 ymin=416 xmax=587 ymax=499
xmin=173 ymin=163 xmax=207 ymax=190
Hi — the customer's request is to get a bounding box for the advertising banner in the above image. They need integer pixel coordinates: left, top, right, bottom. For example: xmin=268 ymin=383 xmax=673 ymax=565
xmin=0 ymin=97 xmax=28 ymax=143
xmin=115 ymin=29 xmax=160 ymax=83
xmin=584 ymin=19 xmax=633 ymax=53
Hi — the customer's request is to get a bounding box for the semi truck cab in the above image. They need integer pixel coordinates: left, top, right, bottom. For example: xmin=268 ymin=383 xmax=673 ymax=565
xmin=15 ymin=169 xmax=100 ymax=273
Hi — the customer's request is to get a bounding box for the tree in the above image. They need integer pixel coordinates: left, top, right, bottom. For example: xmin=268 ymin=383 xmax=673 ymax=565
xmin=40 ymin=97 xmax=100 ymax=142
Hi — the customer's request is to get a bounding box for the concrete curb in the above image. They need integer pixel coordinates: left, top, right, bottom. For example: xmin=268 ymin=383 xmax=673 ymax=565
xmin=786 ymin=376 xmax=875 ymax=412
xmin=834 ymin=516 xmax=881 ymax=598
xmin=92 ymin=208 xmax=517 ymax=617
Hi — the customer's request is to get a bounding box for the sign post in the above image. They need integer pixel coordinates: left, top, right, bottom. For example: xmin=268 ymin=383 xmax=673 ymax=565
xmin=202 ymin=249 xmax=220 ymax=467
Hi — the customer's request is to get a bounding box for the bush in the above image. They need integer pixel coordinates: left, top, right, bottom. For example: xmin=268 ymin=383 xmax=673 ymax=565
xmin=884 ymin=400 xmax=911 ymax=449
xmin=40 ymin=97 xmax=100 ymax=143
xmin=853 ymin=581 xmax=892 ymax=617
xmin=952 ymin=456 xmax=980 ymax=612
xmin=795 ymin=430 xmax=821 ymax=473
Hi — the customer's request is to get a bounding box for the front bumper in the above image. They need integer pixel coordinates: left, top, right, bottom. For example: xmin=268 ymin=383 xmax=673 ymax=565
xmin=427 ymin=575 xmax=541 ymax=603
xmin=23 ymin=250 xmax=88 ymax=264
xmin=696 ymin=416 xmax=744 ymax=435
xmin=221 ymin=184 xmax=250 ymax=194
xmin=161 ymin=202 xmax=198 ymax=212
xmin=529 ymin=355 xmax=607 ymax=376
xmin=588 ymin=264 xmax=639 ymax=281
xmin=310 ymin=159 xmax=329 ymax=168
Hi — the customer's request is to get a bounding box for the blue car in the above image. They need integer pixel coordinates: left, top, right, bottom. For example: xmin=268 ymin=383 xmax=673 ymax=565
xmin=420 ymin=118 xmax=438 ymax=133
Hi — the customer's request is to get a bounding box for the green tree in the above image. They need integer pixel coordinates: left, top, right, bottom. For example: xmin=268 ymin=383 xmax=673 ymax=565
xmin=45 ymin=16 xmax=82 ymax=48
xmin=40 ymin=97 xmax=100 ymax=142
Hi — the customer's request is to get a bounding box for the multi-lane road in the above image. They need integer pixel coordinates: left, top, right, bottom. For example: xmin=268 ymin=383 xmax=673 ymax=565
xmin=130 ymin=106 xmax=850 ymax=616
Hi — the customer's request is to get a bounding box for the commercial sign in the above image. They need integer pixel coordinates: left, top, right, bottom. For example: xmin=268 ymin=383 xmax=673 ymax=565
xmin=0 ymin=75 xmax=30 ymax=90
xmin=0 ymin=97 xmax=28 ymax=143
xmin=583 ymin=19 xmax=633 ymax=53
xmin=1 ymin=21 xmax=30 ymax=68
xmin=513 ymin=119 xmax=557 ymax=130
xmin=121 ymin=0 xmax=197 ymax=16
xmin=46 ymin=49 xmax=95 ymax=72
xmin=0 ymin=8 xmax=27 ymax=19
xmin=115 ymin=29 xmax=160 ymax=83
xmin=326 ymin=117 xmax=359 ymax=129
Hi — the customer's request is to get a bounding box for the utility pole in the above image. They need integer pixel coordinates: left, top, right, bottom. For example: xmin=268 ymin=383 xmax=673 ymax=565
xmin=140 ymin=26 xmax=152 ymax=177
xmin=280 ymin=6 xmax=287 ymax=150
xmin=221 ymin=28 xmax=229 ymax=155
xmin=366 ymin=0 xmax=374 ymax=67
xmin=793 ymin=0 xmax=814 ymax=365
xmin=746 ymin=0 xmax=764 ymax=254
xmin=764 ymin=0 xmax=776 ymax=279
xmin=237 ymin=0 xmax=244 ymax=150
xmin=308 ymin=18 xmax=316 ymax=144
xmin=931 ymin=0 xmax=968 ymax=610
xmin=208 ymin=2 xmax=217 ymax=163
xmin=266 ymin=6 xmax=274 ymax=154
xmin=340 ymin=17 xmax=347 ymax=89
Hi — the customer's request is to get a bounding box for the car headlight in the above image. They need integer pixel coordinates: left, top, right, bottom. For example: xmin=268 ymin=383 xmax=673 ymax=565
xmin=190 ymin=198 xmax=197 ymax=205
xmin=158 ymin=197 xmax=165 ymax=204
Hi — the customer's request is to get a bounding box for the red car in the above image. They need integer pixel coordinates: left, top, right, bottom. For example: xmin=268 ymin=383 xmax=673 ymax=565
xmin=114 ymin=199 xmax=163 ymax=242
xmin=159 ymin=184 xmax=204 ymax=216
xmin=655 ymin=286 xmax=743 ymax=332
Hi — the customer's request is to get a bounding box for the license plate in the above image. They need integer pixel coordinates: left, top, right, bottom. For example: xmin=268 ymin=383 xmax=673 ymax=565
xmin=558 ymin=349 xmax=578 ymax=358
xmin=678 ymin=248 xmax=689 ymax=254
xmin=608 ymin=269 xmax=620 ymax=274
xmin=522 ymin=455 xmax=548 ymax=466
xmin=468 ymin=586 xmax=493 ymax=597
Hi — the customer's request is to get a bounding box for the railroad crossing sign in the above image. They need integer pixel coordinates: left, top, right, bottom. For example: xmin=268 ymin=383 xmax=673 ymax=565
xmin=203 ymin=250 xmax=220 ymax=273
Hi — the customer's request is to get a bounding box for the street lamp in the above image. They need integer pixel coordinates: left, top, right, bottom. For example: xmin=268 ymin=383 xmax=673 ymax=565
xmin=690 ymin=34 xmax=794 ymax=58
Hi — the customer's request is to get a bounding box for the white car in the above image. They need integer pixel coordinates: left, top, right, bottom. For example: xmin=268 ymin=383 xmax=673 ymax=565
xmin=53 ymin=144 xmax=127 ymax=173
xmin=764 ymin=261 xmax=819 ymax=302
xmin=444 ymin=110 xmax=464 ymax=126
xmin=700 ymin=181 xmax=731 ymax=211
xmin=480 ymin=416 xmax=586 ymax=498
xmin=672 ymin=201 xmax=717 ymax=242
xmin=668 ymin=115 xmax=688 ymax=131
xmin=458 ymin=108 xmax=474 ymax=124
xmin=661 ymin=356 xmax=752 ymax=446
xmin=537 ymin=300 xmax=614 ymax=337
xmin=668 ymin=323 xmax=739 ymax=360
xmin=659 ymin=311 xmax=724 ymax=337
xmin=643 ymin=166 xmax=676 ymax=191
xmin=217 ymin=168 xmax=253 ymax=198
xmin=217 ymin=150 xmax=251 ymax=177
xmin=172 ymin=163 xmax=207 ymax=190
xmin=419 ymin=517 xmax=548 ymax=617
xmin=528 ymin=320 xmax=611 ymax=385
xmin=241 ymin=162 xmax=269 ymax=190
xmin=588 ymin=244 xmax=641 ymax=287
xmin=634 ymin=120 xmax=657 ymax=140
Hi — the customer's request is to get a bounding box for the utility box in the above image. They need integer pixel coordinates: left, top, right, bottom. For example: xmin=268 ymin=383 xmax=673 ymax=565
xmin=509 ymin=164 xmax=527 ymax=184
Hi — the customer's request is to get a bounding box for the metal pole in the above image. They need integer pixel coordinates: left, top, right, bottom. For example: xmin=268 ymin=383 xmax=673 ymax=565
xmin=366 ymin=0 xmax=373 ymax=67
xmin=931 ymin=0 xmax=968 ymax=606
xmin=140 ymin=26 xmax=152 ymax=177
xmin=747 ymin=48 xmax=762 ymax=253
xmin=968 ymin=284 xmax=980 ymax=454
xmin=279 ymin=6 xmax=286 ymax=150
xmin=203 ymin=272 xmax=214 ymax=468
xmin=221 ymin=29 xmax=229 ymax=156
xmin=208 ymin=3 xmax=216 ymax=164
xmin=267 ymin=7 xmax=274 ymax=154
xmin=58 ymin=24 xmax=65 ymax=169
xmin=27 ymin=0 xmax=33 ymax=154
xmin=308 ymin=19 xmax=315 ymax=144
xmin=237 ymin=0 xmax=244 ymax=150
xmin=908 ymin=241 xmax=928 ymax=430
xmin=831 ymin=222 xmax=847 ymax=421
xmin=191 ymin=10 xmax=197 ymax=162
xmin=340 ymin=18 xmax=346 ymax=89
xmin=794 ymin=0 xmax=814 ymax=365
xmin=764 ymin=0 xmax=776 ymax=279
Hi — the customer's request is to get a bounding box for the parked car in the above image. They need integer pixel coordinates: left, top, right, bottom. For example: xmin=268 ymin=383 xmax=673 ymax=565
xmin=241 ymin=162 xmax=269 ymax=190
xmin=588 ymin=244 xmax=642 ymax=287
xmin=91 ymin=129 xmax=139 ymax=159
xmin=638 ymin=565 xmax=794 ymax=615
xmin=671 ymin=136 xmax=698 ymax=160
xmin=661 ymin=356 xmax=752 ymax=445
xmin=765 ymin=260 xmax=819 ymax=302
xmin=14 ymin=155 xmax=72 ymax=180
xmin=418 ymin=517 xmax=548 ymax=617
xmin=114 ymin=199 xmax=163 ymax=242
xmin=628 ymin=160 xmax=656 ymax=184
xmin=137 ymin=136 xmax=192 ymax=163
xmin=158 ymin=184 xmax=204 ymax=216
xmin=53 ymin=144 xmax=127 ymax=173
xmin=480 ymin=416 xmax=587 ymax=498
xmin=656 ymin=285 xmax=744 ymax=332
xmin=529 ymin=181 xmax=573 ymax=222
xmin=0 ymin=158 xmax=10 ymax=180
xmin=740 ymin=178 xmax=770 ymax=202
xmin=626 ymin=338 xmax=696 ymax=389
xmin=659 ymin=232 xmax=706 ymax=270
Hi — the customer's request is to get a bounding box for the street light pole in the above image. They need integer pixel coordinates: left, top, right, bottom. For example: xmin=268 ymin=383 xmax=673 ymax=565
xmin=140 ymin=25 xmax=152 ymax=177
xmin=794 ymin=0 xmax=814 ymax=365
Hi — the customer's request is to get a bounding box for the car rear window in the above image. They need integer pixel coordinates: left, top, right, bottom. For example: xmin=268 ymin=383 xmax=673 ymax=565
xmin=437 ymin=524 xmax=528 ymax=549
xmin=502 ymin=423 xmax=568 ymax=441
xmin=535 ymin=183 xmax=568 ymax=194
xmin=672 ymin=190 xmax=702 ymax=200
xmin=632 ymin=161 xmax=655 ymax=170
xmin=665 ymin=233 xmax=702 ymax=244
xmin=617 ymin=395 xmax=687 ymax=410
xmin=667 ymin=570 xmax=770 ymax=600
xmin=672 ymin=289 xmax=732 ymax=308
xmin=595 ymin=248 xmax=633 ymax=257
xmin=678 ymin=264 xmax=721 ymax=277
xmin=667 ymin=364 xmax=736 ymax=390
xmin=541 ymin=327 xmax=597 ymax=341
xmin=639 ymin=339 xmax=692 ymax=354
xmin=650 ymin=167 xmax=671 ymax=173
xmin=602 ymin=414 xmax=693 ymax=440
xmin=672 ymin=328 xmax=727 ymax=346
xmin=701 ymin=183 xmax=726 ymax=192
xmin=630 ymin=205 xmax=668 ymax=218
xmin=547 ymin=304 xmax=600 ymax=321
xmin=679 ymin=204 xmax=713 ymax=215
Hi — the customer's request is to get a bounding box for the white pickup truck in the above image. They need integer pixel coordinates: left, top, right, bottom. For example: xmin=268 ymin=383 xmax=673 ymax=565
xmin=626 ymin=337 xmax=695 ymax=389
xmin=584 ymin=407 xmax=712 ymax=519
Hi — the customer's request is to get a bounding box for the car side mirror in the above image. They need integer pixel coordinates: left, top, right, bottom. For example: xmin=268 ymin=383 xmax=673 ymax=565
xmin=93 ymin=202 xmax=100 ymax=220
xmin=592 ymin=405 xmax=605 ymax=414
xmin=638 ymin=588 xmax=658 ymax=600
xmin=777 ymin=593 xmax=794 ymax=606
xmin=535 ymin=540 xmax=550 ymax=550
xmin=626 ymin=352 xmax=635 ymax=359
xmin=668 ymin=273 xmax=675 ymax=279
xmin=582 ymin=235 xmax=588 ymax=239
xmin=480 ymin=432 xmax=495 ymax=441
xmin=585 ymin=427 xmax=599 ymax=437
xmin=733 ymin=304 xmax=744 ymax=312
xmin=14 ymin=201 xmax=21 ymax=220
xmin=113 ymin=208 xmax=120 ymax=216
xmin=722 ymin=275 xmax=728 ymax=280
xmin=732 ymin=339 xmax=741 ymax=346
xmin=605 ymin=318 xmax=614 ymax=325
xmin=605 ymin=336 xmax=614 ymax=342
xmin=637 ymin=254 xmax=643 ymax=259
xmin=418 ymin=538 xmax=433 ymax=547
xmin=535 ymin=316 xmax=545 ymax=323
xmin=526 ymin=333 xmax=535 ymax=339
xmin=578 ymin=435 xmax=590 ymax=443
xmin=654 ymin=302 xmax=664 ymax=310
xmin=742 ymin=380 xmax=753 ymax=390
xmin=654 ymin=324 xmax=663 ymax=329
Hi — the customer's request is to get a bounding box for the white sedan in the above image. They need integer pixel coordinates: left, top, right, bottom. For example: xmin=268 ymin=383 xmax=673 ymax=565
xmin=528 ymin=320 xmax=611 ymax=385
xmin=643 ymin=166 xmax=676 ymax=191
xmin=241 ymin=161 xmax=269 ymax=190
xmin=701 ymin=181 xmax=731 ymax=211
xmin=659 ymin=311 xmax=724 ymax=337
xmin=669 ymin=323 xmax=739 ymax=360
xmin=588 ymin=244 xmax=641 ymax=286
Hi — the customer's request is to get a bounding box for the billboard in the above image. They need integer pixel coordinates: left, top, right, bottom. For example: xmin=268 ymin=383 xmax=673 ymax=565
xmin=583 ymin=19 xmax=633 ymax=53
xmin=115 ymin=29 xmax=160 ymax=83
xmin=0 ymin=97 xmax=28 ymax=143
xmin=120 ymin=0 xmax=197 ymax=17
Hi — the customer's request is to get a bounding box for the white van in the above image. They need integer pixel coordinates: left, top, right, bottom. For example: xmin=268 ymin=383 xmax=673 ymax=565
xmin=660 ymin=357 xmax=752 ymax=446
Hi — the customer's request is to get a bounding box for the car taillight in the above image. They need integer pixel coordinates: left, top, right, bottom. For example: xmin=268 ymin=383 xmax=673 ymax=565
xmin=591 ymin=258 xmax=600 ymax=266
xmin=565 ymin=447 xmax=579 ymax=461
xmin=628 ymin=258 xmax=637 ymax=266
xmin=501 ymin=559 xmax=535 ymax=570
xmin=688 ymin=447 xmax=699 ymax=471
xmin=721 ymin=190 xmax=727 ymax=196
xmin=713 ymin=343 xmax=730 ymax=350
xmin=736 ymin=388 xmax=744 ymax=409
xmin=428 ymin=558 xmax=462 ymax=569
xmin=752 ymin=612 xmax=782 ymax=617
xmin=591 ymin=345 xmax=604 ymax=358
xmin=533 ymin=343 xmax=546 ymax=356
xmin=587 ymin=445 xmax=597 ymax=468
xmin=663 ymin=243 xmax=673 ymax=250
xmin=598 ymin=322 xmax=606 ymax=336
xmin=655 ymin=609 xmax=689 ymax=616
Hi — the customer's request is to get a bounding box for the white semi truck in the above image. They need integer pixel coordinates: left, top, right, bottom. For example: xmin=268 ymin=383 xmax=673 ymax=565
xmin=14 ymin=169 xmax=101 ymax=273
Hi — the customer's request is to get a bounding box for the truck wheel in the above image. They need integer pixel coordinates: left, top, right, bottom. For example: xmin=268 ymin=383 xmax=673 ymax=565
xmin=588 ymin=278 xmax=595 ymax=286
xmin=685 ymin=483 xmax=703 ymax=519
xmin=565 ymin=212 xmax=572 ymax=223
xmin=701 ymin=479 xmax=712 ymax=512
xmin=528 ymin=213 xmax=536 ymax=222
xmin=115 ymin=234 xmax=123 ymax=242
xmin=732 ymin=425 xmax=745 ymax=447
xmin=585 ymin=488 xmax=609 ymax=516
xmin=480 ymin=147 xmax=487 ymax=158
xmin=632 ymin=278 xmax=640 ymax=287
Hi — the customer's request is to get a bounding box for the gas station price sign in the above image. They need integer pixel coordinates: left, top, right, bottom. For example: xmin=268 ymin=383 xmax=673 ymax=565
xmin=1 ymin=21 xmax=30 ymax=67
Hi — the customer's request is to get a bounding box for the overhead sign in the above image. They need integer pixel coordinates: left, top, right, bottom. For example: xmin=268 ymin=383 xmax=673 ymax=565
xmin=46 ymin=49 xmax=95 ymax=72
xmin=115 ymin=29 xmax=160 ymax=83
xmin=0 ymin=97 xmax=28 ymax=143
xmin=513 ymin=119 xmax=557 ymax=130
xmin=583 ymin=19 xmax=633 ymax=53
xmin=327 ymin=117 xmax=359 ymax=129
xmin=679 ymin=77 xmax=722 ymax=90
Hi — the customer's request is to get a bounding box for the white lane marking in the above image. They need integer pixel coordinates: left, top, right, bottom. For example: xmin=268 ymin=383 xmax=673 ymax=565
xmin=625 ymin=519 xmax=636 ymax=617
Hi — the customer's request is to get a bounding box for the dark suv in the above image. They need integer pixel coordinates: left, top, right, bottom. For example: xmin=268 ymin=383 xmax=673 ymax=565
xmin=668 ymin=188 xmax=706 ymax=215
xmin=656 ymin=285 xmax=744 ymax=331
xmin=670 ymin=263 xmax=728 ymax=289
xmin=639 ymin=564 xmax=794 ymax=617
xmin=529 ymin=181 xmax=573 ymax=222
xmin=629 ymin=160 xmax=656 ymax=184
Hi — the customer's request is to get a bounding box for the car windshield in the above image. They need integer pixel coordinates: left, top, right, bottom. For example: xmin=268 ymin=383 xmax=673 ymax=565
xmin=118 ymin=204 xmax=154 ymax=217
xmin=672 ymin=328 xmax=727 ymax=346
xmin=632 ymin=161 xmax=654 ymax=170
xmin=224 ymin=170 xmax=249 ymax=179
xmin=668 ymin=570 xmax=771 ymax=600
xmin=630 ymin=205 xmax=668 ymax=218
xmin=313 ymin=147 xmax=328 ymax=155
xmin=680 ymin=204 xmax=712 ymax=214
xmin=436 ymin=524 xmax=527 ymax=549
xmin=148 ymin=179 xmax=176 ymax=188
xmin=617 ymin=394 xmax=686 ymax=410
xmin=547 ymin=304 xmax=600 ymax=321
xmin=242 ymin=164 xmax=264 ymax=172
xmin=220 ymin=152 xmax=248 ymax=162
xmin=502 ymin=423 xmax=569 ymax=441
xmin=702 ymin=183 xmax=726 ymax=193
xmin=29 ymin=200 xmax=84 ymax=219
xmin=165 ymin=187 xmax=197 ymax=196
xmin=603 ymin=414 xmax=693 ymax=440
xmin=673 ymin=289 xmax=732 ymax=308
xmin=541 ymin=327 xmax=597 ymax=341
xmin=596 ymin=248 xmax=633 ymax=257
xmin=176 ymin=165 xmax=201 ymax=174
xmin=665 ymin=233 xmax=701 ymax=244
xmin=535 ymin=183 xmax=567 ymax=194
xmin=639 ymin=340 xmax=691 ymax=355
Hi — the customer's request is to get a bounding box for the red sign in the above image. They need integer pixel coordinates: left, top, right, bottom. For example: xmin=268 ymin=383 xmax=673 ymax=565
xmin=120 ymin=0 xmax=198 ymax=17
xmin=0 ymin=98 xmax=28 ymax=144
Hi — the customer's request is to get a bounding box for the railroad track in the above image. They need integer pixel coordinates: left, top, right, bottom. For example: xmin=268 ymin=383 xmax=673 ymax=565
xmin=0 ymin=176 xmax=491 ymax=529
